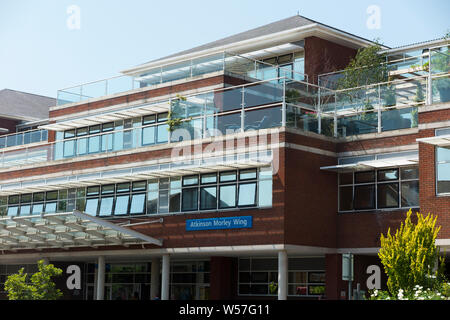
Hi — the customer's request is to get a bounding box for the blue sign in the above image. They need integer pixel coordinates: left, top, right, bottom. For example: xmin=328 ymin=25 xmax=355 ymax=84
xmin=186 ymin=216 xmax=252 ymax=231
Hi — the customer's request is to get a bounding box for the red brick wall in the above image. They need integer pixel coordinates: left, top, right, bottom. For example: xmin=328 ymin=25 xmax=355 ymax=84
xmin=304 ymin=36 xmax=357 ymax=85
xmin=0 ymin=117 xmax=19 ymax=135
xmin=284 ymin=146 xmax=338 ymax=248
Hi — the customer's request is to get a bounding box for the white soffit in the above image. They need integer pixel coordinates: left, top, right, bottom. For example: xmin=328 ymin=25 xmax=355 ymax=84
xmin=417 ymin=134 xmax=450 ymax=147
xmin=0 ymin=153 xmax=273 ymax=196
xmin=320 ymin=158 xmax=418 ymax=172
xmin=0 ymin=210 xmax=162 ymax=251
xmin=40 ymin=101 xmax=170 ymax=132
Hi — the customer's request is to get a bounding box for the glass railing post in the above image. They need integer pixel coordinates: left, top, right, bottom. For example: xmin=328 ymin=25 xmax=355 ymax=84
xmin=240 ymin=87 xmax=245 ymax=132
xmin=334 ymin=92 xmax=338 ymax=137
xmin=378 ymin=84 xmax=382 ymax=133
xmin=427 ymin=53 xmax=432 ymax=105
xmin=281 ymin=78 xmax=286 ymax=127
xmin=317 ymin=86 xmax=322 ymax=134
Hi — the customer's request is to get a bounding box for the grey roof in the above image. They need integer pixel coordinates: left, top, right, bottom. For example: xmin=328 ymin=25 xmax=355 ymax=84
xmin=137 ymin=15 xmax=377 ymax=68
xmin=0 ymin=89 xmax=55 ymax=121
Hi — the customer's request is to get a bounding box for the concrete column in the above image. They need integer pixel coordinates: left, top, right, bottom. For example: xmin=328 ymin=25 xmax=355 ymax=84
xmin=161 ymin=254 xmax=170 ymax=300
xmin=278 ymin=250 xmax=288 ymax=300
xmin=96 ymin=256 xmax=105 ymax=300
xmin=150 ymin=258 xmax=161 ymax=299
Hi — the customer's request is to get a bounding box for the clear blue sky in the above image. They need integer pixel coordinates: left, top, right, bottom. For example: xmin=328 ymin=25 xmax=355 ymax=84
xmin=0 ymin=0 xmax=449 ymax=98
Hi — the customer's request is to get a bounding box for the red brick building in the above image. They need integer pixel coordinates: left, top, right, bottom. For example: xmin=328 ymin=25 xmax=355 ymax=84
xmin=0 ymin=15 xmax=449 ymax=300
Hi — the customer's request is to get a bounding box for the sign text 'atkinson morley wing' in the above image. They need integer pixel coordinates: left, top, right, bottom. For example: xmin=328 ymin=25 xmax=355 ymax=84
xmin=185 ymin=216 xmax=253 ymax=231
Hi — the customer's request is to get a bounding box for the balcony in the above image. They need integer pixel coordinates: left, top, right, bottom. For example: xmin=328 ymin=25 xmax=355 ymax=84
xmin=2 ymin=47 xmax=449 ymax=171
xmin=56 ymin=52 xmax=307 ymax=106
xmin=0 ymin=129 xmax=48 ymax=149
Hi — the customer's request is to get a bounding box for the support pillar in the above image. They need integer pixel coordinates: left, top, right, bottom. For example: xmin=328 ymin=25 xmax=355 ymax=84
xmin=96 ymin=256 xmax=105 ymax=300
xmin=161 ymin=254 xmax=170 ymax=300
xmin=278 ymin=250 xmax=288 ymax=300
xmin=151 ymin=258 xmax=161 ymax=299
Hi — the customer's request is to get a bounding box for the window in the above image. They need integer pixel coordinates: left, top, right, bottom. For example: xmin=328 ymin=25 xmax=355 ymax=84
xmin=114 ymin=195 xmax=129 ymax=215
xmin=99 ymin=197 xmax=114 ymax=216
xmin=339 ymin=166 xmax=419 ymax=212
xmin=239 ymin=257 xmax=325 ymax=297
xmin=2 ymin=168 xmax=272 ymax=218
xmin=85 ymin=198 xmax=99 ymax=216
xmin=437 ymin=146 xmax=450 ymax=194
xmin=130 ymin=194 xmax=146 ymax=214
xmin=238 ymin=183 xmax=257 ymax=206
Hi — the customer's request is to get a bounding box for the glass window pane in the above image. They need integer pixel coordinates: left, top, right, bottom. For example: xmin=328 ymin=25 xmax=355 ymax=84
xmin=143 ymin=115 xmax=156 ymax=125
xmin=238 ymin=183 xmax=256 ymax=206
xmin=32 ymin=203 xmax=44 ymax=214
xmin=114 ymin=195 xmax=129 ymax=215
xmin=88 ymin=136 xmax=101 ymax=153
xmin=437 ymin=162 xmax=450 ymax=194
xmin=201 ymin=173 xmax=217 ymax=185
xmin=33 ymin=192 xmax=45 ymax=202
xmin=170 ymin=177 xmax=181 ymax=189
xmin=147 ymin=191 xmax=158 ymax=214
xmin=239 ymin=169 xmax=257 ymax=181
xmin=183 ymin=175 xmax=198 ymax=186
xmin=258 ymin=179 xmax=272 ymax=207
xmin=45 ymin=191 xmax=58 ymax=200
xmin=77 ymin=127 xmax=88 ymax=136
xmin=8 ymin=195 xmax=20 ymax=205
xmin=77 ymin=138 xmax=87 ymax=155
xmin=99 ymin=197 xmax=114 ymax=216
xmin=116 ymin=183 xmax=130 ymax=193
xmin=158 ymin=113 xmax=168 ymax=122
xmin=339 ymin=173 xmax=353 ymax=185
xmin=219 ymin=185 xmax=236 ymax=208
xmin=182 ymin=188 xmax=198 ymax=211
xmin=101 ymin=185 xmax=115 ymax=195
xmin=102 ymin=122 xmax=114 ymax=132
xmin=148 ymin=179 xmax=159 ymax=191
xmin=44 ymin=202 xmax=57 ymax=213
xmin=401 ymin=181 xmax=419 ymax=207
xmin=437 ymin=147 xmax=450 ymax=161
xmin=157 ymin=124 xmax=168 ymax=143
xmin=244 ymin=106 xmax=282 ymax=131
xmin=354 ymin=185 xmax=375 ymax=209
xmin=354 ymin=171 xmax=375 ymax=183
xmin=200 ymin=186 xmax=217 ymax=210
xmin=339 ymin=186 xmax=353 ymax=211
xmin=169 ymin=189 xmax=181 ymax=213
xmin=64 ymin=130 xmax=75 ymax=138
xmin=132 ymin=181 xmax=147 ymax=192
xmin=401 ymin=167 xmax=419 ymax=180
xmin=377 ymin=169 xmax=399 ymax=181
xmin=20 ymin=194 xmax=32 ymax=204
xmin=159 ymin=190 xmax=169 ymax=214
xmin=142 ymin=126 xmax=155 ymax=145
xmin=377 ymin=183 xmax=399 ymax=208
xmin=220 ymin=171 xmax=237 ymax=183
xmin=130 ymin=194 xmax=145 ymax=214
xmin=19 ymin=205 xmax=31 ymax=216
xmin=7 ymin=206 xmax=18 ymax=216
xmin=63 ymin=140 xmax=75 ymax=157
xmin=86 ymin=186 xmax=100 ymax=196
xmin=85 ymin=198 xmax=99 ymax=216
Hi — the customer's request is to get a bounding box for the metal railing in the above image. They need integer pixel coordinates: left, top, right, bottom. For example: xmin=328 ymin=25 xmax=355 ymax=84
xmin=56 ymin=52 xmax=307 ymax=106
xmin=0 ymin=129 xmax=48 ymax=150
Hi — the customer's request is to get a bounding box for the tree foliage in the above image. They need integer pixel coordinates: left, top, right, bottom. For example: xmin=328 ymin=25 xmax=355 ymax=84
xmin=4 ymin=259 xmax=63 ymax=300
xmin=337 ymin=43 xmax=388 ymax=90
xmin=378 ymin=209 xmax=446 ymax=296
